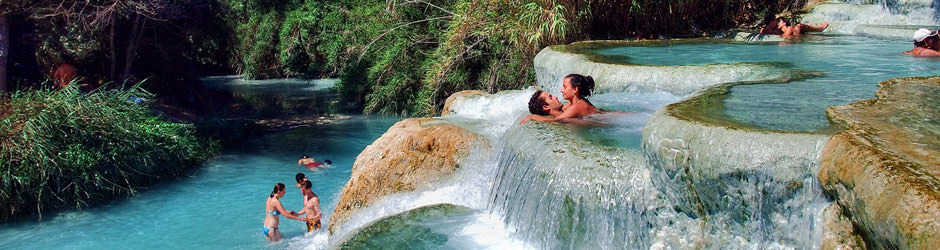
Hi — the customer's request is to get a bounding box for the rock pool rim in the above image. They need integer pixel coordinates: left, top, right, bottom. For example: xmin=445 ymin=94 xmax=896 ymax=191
xmin=551 ymin=37 xmax=845 ymax=67
xmin=666 ymin=79 xmax=842 ymax=135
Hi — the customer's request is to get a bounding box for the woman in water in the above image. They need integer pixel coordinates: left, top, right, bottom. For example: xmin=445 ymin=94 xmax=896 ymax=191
xmin=263 ymin=183 xmax=306 ymax=241
xmin=521 ymin=74 xmax=598 ymax=123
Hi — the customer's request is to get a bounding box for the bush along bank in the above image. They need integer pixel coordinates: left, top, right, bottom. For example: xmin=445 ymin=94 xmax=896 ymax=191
xmin=0 ymin=84 xmax=219 ymax=222
xmin=226 ymin=0 xmax=807 ymax=116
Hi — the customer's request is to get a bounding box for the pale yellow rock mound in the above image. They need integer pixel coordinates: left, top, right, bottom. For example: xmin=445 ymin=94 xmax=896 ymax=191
xmin=327 ymin=118 xmax=483 ymax=233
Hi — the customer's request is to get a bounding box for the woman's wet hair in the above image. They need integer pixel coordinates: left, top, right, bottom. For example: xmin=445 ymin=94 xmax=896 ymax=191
xmin=301 ymin=154 xmax=309 ymax=159
xmin=528 ymin=90 xmax=550 ymax=115
xmin=777 ymin=17 xmax=791 ymax=27
xmin=295 ymin=173 xmax=306 ymax=184
xmin=565 ymin=74 xmax=595 ymax=99
xmin=270 ymin=183 xmax=286 ymax=198
xmin=302 ymin=180 xmax=313 ymax=190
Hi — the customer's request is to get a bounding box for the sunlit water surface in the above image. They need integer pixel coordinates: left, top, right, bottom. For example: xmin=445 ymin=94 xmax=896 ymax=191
xmin=585 ymin=35 xmax=940 ymax=131
xmin=0 ymin=116 xmax=400 ymax=249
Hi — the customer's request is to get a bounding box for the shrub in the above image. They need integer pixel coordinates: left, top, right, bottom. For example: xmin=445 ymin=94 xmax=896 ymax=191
xmin=0 ymin=84 xmax=218 ymax=221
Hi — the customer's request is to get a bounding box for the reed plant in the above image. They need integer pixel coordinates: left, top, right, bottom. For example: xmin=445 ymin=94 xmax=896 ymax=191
xmin=0 ymin=84 xmax=218 ymax=221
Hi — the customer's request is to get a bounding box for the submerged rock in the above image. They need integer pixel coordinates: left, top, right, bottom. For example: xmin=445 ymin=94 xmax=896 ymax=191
xmin=730 ymin=32 xmax=784 ymax=42
xmin=328 ymin=118 xmax=484 ymax=234
xmin=337 ymin=204 xmax=472 ymax=249
xmin=819 ymin=76 xmax=940 ymax=249
xmin=821 ymin=203 xmax=866 ymax=250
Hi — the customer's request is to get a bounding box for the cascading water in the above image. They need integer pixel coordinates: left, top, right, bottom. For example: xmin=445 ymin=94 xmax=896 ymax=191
xmin=322 ymin=3 xmax=940 ymax=247
xmin=802 ymin=0 xmax=940 ymax=39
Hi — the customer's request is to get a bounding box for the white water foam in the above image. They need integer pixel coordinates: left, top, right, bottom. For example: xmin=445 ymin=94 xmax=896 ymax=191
xmin=289 ymin=136 xmax=536 ymax=249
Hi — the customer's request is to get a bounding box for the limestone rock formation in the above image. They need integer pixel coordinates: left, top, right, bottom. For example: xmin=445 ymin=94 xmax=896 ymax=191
xmin=819 ymin=76 xmax=940 ymax=249
xmin=328 ymin=118 xmax=483 ymax=234
xmin=441 ymin=90 xmax=488 ymax=116
xmin=821 ymin=203 xmax=866 ymax=250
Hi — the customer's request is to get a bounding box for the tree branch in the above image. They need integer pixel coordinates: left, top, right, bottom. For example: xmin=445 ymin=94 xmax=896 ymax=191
xmin=357 ymin=15 xmax=452 ymax=62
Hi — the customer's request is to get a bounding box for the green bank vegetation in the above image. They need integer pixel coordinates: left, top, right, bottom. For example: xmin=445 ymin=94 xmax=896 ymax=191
xmin=0 ymin=84 xmax=218 ymax=221
xmin=0 ymin=0 xmax=805 ymax=221
xmin=227 ymin=0 xmax=806 ymax=116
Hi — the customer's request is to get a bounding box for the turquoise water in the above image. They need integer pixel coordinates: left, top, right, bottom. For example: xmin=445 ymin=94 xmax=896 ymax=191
xmin=0 ymin=116 xmax=400 ymax=249
xmin=200 ymin=76 xmax=340 ymax=117
xmin=586 ymin=35 xmax=940 ymax=131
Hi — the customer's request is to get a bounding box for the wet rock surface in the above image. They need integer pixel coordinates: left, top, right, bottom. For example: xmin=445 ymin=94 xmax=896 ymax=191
xmin=819 ymin=76 xmax=940 ymax=249
xmin=328 ymin=118 xmax=484 ymax=234
xmin=821 ymin=203 xmax=866 ymax=250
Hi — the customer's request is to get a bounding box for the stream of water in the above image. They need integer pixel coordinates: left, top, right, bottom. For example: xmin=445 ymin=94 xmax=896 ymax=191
xmin=2 ymin=1 xmax=939 ymax=249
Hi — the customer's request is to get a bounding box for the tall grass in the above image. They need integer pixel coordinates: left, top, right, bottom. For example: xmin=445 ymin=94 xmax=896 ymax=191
xmin=0 ymin=84 xmax=218 ymax=221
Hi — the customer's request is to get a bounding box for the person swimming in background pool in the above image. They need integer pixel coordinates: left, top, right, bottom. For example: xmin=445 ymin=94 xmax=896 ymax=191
xmin=294 ymin=180 xmax=323 ymax=233
xmin=770 ymin=17 xmax=829 ymax=39
xmin=904 ymin=28 xmax=940 ymax=56
xmin=521 ymin=74 xmax=598 ymax=124
xmin=298 ymin=155 xmax=332 ymax=168
xmin=263 ymin=183 xmax=307 ymax=241
xmin=297 ymin=155 xmax=316 ymax=166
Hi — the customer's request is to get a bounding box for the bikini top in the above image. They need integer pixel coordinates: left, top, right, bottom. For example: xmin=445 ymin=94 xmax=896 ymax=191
xmin=267 ymin=210 xmax=281 ymax=216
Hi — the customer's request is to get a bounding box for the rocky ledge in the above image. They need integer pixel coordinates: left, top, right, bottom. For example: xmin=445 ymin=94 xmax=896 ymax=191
xmin=327 ymin=118 xmax=484 ymax=234
xmin=819 ymin=76 xmax=940 ymax=249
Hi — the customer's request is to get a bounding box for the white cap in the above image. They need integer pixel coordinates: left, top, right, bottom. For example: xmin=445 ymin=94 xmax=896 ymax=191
xmin=913 ymin=28 xmax=938 ymax=42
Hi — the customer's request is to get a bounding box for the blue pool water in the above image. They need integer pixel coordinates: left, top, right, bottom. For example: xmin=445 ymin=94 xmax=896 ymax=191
xmin=585 ymin=35 xmax=940 ymax=131
xmin=0 ymin=116 xmax=400 ymax=249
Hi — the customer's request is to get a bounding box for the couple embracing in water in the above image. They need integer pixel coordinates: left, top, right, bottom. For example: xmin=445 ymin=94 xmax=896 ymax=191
xmin=521 ymin=74 xmax=599 ymax=124
xmin=260 ymin=173 xmax=323 ymax=242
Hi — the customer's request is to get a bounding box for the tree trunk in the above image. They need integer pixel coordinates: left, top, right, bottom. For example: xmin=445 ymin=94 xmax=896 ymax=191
xmin=0 ymin=15 xmax=10 ymax=95
xmin=109 ymin=16 xmax=116 ymax=81
xmin=121 ymin=15 xmax=143 ymax=83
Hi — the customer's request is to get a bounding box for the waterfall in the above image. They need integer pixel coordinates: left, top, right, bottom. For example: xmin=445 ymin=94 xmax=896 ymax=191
xmin=802 ymin=0 xmax=940 ymax=39
xmin=487 ymin=122 xmax=667 ymax=249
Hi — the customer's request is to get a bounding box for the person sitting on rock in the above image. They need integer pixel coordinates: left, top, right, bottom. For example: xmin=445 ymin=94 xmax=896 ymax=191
xmin=521 ymin=74 xmax=598 ymax=124
xmin=904 ymin=28 xmax=940 ymax=56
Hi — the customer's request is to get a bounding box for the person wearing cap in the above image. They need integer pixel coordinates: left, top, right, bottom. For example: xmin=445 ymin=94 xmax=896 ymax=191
xmin=904 ymin=28 xmax=940 ymax=56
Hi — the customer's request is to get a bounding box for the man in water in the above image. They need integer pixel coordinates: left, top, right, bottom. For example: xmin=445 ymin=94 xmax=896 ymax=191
xmin=296 ymin=180 xmax=323 ymax=232
xmin=905 ymin=28 xmax=940 ymax=56
xmin=521 ymin=90 xmax=564 ymax=123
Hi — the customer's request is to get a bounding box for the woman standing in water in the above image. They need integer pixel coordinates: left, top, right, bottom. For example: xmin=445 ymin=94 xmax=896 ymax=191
xmin=522 ymin=74 xmax=598 ymax=123
xmin=263 ymin=183 xmax=306 ymax=241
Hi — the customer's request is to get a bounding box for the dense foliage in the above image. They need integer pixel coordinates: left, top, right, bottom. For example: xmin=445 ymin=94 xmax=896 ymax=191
xmin=0 ymin=84 xmax=218 ymax=221
xmin=0 ymin=0 xmax=232 ymax=111
xmin=226 ymin=0 xmax=807 ymax=116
